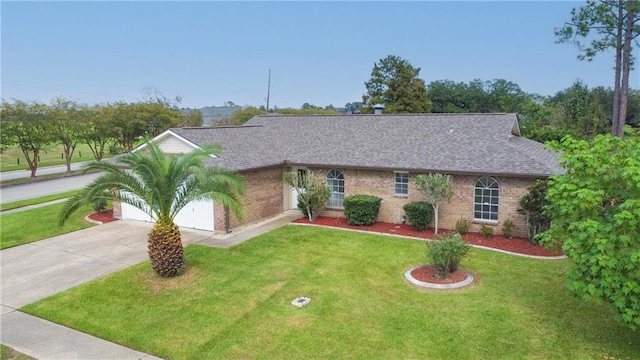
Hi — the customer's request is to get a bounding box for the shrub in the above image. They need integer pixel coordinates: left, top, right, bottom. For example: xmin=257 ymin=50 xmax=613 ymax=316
xmin=343 ymin=195 xmax=382 ymax=225
xmin=455 ymin=218 xmax=472 ymax=234
xmin=502 ymin=219 xmax=516 ymax=239
xmin=480 ymin=224 xmax=493 ymax=238
xmin=517 ymin=179 xmax=552 ymax=244
xmin=426 ymin=234 xmax=471 ymax=279
xmin=93 ymin=198 xmax=107 ymax=213
xmin=403 ymin=202 xmax=433 ymax=231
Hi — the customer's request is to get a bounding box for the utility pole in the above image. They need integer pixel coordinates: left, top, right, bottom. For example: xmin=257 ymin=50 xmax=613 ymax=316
xmin=266 ymin=68 xmax=271 ymax=112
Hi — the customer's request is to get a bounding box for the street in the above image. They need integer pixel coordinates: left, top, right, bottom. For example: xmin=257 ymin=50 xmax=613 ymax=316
xmin=0 ymin=172 xmax=100 ymax=203
xmin=0 ymin=162 xmax=91 ymax=182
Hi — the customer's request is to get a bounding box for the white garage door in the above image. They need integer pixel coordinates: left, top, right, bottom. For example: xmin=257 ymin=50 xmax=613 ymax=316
xmin=121 ymin=199 xmax=214 ymax=232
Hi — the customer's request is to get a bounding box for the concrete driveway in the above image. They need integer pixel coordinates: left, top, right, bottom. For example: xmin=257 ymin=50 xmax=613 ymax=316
xmin=1 ymin=220 xmax=213 ymax=310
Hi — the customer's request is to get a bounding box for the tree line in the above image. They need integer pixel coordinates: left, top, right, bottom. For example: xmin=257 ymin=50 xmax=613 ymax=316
xmin=360 ymin=54 xmax=639 ymax=142
xmin=0 ymin=97 xmax=202 ymax=177
xmin=360 ymin=2 xmax=639 ymax=139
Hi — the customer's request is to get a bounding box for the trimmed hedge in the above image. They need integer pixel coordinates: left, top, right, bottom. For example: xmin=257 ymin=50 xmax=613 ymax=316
xmin=343 ymin=195 xmax=382 ymax=225
xmin=403 ymin=201 xmax=433 ymax=231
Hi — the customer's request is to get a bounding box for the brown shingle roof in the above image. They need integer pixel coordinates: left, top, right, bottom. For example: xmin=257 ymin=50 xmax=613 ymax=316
xmin=171 ymin=113 xmax=562 ymax=178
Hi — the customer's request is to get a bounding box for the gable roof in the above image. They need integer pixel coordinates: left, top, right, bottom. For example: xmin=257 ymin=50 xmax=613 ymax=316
xmin=170 ymin=113 xmax=562 ymax=178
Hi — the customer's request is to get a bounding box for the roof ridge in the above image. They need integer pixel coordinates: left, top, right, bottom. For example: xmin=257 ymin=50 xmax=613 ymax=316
xmin=256 ymin=112 xmax=514 ymax=118
xmin=180 ymin=125 xmax=263 ymax=129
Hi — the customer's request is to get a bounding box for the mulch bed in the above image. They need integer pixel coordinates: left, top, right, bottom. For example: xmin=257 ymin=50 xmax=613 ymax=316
xmin=411 ymin=265 xmax=468 ymax=284
xmin=292 ymin=216 xmax=563 ymax=257
xmin=87 ymin=209 xmax=118 ymax=224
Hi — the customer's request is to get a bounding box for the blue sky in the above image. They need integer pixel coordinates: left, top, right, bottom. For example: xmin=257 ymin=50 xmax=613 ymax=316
xmin=2 ymin=1 xmax=637 ymax=109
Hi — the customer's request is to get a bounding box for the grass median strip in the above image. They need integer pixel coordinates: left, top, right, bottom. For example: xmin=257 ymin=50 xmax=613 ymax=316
xmin=21 ymin=226 xmax=639 ymax=359
xmin=0 ymin=190 xmax=82 ymax=212
xmin=0 ymin=202 xmax=94 ymax=249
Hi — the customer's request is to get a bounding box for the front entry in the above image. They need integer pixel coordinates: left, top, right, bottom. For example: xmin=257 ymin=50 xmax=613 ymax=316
xmin=290 ymin=167 xmax=307 ymax=209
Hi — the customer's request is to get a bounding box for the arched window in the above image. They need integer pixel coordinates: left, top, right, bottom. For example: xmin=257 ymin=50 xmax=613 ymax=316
xmin=474 ymin=177 xmax=499 ymax=221
xmin=326 ymin=169 xmax=345 ymax=208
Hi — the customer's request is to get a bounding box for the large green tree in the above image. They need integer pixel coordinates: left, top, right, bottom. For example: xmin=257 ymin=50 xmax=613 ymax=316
xmin=108 ymin=101 xmax=146 ymax=152
xmin=362 ymin=55 xmax=431 ymax=113
xmin=542 ymin=131 xmax=640 ymax=329
xmin=547 ymin=80 xmax=611 ymax=138
xmin=49 ymin=97 xmax=86 ymax=172
xmin=428 ymin=78 xmax=529 ymax=114
xmin=58 ymin=140 xmax=245 ymax=277
xmin=79 ymin=104 xmax=116 ymax=161
xmin=555 ymin=0 xmax=639 ymax=137
xmin=0 ymin=100 xmax=53 ymax=177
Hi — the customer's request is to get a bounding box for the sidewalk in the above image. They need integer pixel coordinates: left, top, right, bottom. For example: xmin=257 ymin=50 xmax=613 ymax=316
xmin=1 ymin=211 xmax=301 ymax=360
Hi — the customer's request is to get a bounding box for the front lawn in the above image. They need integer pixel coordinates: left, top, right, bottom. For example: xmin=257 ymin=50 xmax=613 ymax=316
xmin=22 ymin=226 xmax=639 ymax=359
xmin=0 ymin=202 xmax=95 ymax=249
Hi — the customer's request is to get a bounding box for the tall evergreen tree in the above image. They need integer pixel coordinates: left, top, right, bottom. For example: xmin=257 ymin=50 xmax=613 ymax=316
xmin=555 ymin=0 xmax=639 ymax=137
xmin=362 ymin=55 xmax=431 ymax=113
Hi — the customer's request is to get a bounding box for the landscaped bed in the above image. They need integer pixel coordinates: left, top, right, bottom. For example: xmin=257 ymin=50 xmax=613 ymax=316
xmin=21 ymin=226 xmax=638 ymax=359
xmin=294 ymin=216 xmax=561 ymax=257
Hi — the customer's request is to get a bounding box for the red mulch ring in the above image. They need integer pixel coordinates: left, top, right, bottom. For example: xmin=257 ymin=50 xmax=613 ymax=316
xmin=87 ymin=209 xmax=118 ymax=224
xmin=411 ymin=265 xmax=468 ymax=284
xmin=292 ymin=216 xmax=563 ymax=257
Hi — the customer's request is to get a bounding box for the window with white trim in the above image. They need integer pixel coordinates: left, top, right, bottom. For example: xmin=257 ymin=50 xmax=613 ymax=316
xmin=394 ymin=172 xmax=409 ymax=196
xmin=474 ymin=177 xmax=499 ymax=221
xmin=326 ymin=169 xmax=345 ymax=208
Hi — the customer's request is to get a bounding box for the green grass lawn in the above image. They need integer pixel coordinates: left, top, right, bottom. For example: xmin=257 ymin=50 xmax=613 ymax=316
xmin=0 ymin=202 xmax=95 ymax=249
xmin=22 ymin=226 xmax=639 ymax=359
xmin=0 ymin=143 xmax=102 ymax=172
xmin=0 ymin=190 xmax=81 ymax=212
xmin=0 ymin=345 xmax=36 ymax=360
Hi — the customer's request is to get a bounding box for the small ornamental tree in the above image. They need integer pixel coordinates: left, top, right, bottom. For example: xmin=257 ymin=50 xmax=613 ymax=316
xmin=284 ymin=170 xmax=331 ymax=222
xmin=541 ymin=131 xmax=640 ymax=330
xmin=414 ymin=173 xmax=455 ymax=234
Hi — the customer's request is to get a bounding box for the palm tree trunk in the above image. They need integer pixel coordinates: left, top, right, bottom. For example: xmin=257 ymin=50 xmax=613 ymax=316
xmin=147 ymin=221 xmax=185 ymax=277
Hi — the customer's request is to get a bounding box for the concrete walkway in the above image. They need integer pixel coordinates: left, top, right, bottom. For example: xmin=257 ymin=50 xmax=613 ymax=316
xmin=1 ymin=211 xmax=300 ymax=360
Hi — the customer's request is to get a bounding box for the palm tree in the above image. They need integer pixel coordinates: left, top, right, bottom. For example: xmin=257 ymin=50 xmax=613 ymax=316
xmin=58 ymin=140 xmax=245 ymax=277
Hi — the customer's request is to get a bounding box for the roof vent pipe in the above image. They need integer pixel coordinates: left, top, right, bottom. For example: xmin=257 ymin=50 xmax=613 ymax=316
xmin=373 ymin=104 xmax=384 ymax=115
xmin=449 ymin=125 xmax=454 ymax=133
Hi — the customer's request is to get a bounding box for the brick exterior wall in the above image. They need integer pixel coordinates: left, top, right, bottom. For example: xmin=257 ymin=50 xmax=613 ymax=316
xmin=312 ymin=168 xmax=535 ymax=238
xmin=215 ymin=167 xmax=284 ymax=231
xmin=112 ymin=198 xmax=122 ymax=219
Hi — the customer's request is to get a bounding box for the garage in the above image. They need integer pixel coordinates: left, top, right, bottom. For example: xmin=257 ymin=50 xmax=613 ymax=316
xmin=121 ymin=199 xmax=214 ymax=232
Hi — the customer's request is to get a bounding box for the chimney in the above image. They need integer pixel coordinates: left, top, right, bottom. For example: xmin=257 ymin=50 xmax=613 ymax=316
xmin=373 ymin=104 xmax=384 ymax=115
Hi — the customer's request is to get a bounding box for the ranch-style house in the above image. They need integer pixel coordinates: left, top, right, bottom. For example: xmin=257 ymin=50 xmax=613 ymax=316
xmin=113 ymin=113 xmax=562 ymax=238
